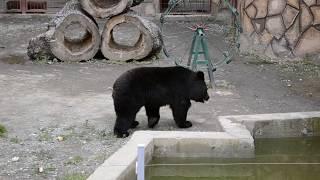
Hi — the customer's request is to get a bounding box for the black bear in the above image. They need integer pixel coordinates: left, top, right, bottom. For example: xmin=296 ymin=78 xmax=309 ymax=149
xmin=112 ymin=66 xmax=209 ymax=137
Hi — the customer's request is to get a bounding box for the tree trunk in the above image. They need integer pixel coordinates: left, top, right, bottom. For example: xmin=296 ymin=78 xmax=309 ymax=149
xmin=80 ymin=0 xmax=134 ymax=18
xmin=27 ymin=0 xmax=101 ymax=62
xmin=27 ymin=31 xmax=55 ymax=61
xmin=101 ymin=13 xmax=162 ymax=62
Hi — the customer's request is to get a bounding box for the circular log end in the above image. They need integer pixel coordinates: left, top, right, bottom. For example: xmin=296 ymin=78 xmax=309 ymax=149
xmin=50 ymin=14 xmax=101 ymax=62
xmin=101 ymin=14 xmax=162 ymax=61
xmin=80 ymin=0 xmax=132 ymax=18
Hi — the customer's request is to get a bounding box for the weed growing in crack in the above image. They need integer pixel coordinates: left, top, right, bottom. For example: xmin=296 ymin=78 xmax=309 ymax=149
xmin=64 ymin=156 xmax=83 ymax=165
xmin=0 ymin=124 xmax=7 ymax=137
xmin=10 ymin=137 xmax=20 ymax=143
xmin=62 ymin=173 xmax=87 ymax=180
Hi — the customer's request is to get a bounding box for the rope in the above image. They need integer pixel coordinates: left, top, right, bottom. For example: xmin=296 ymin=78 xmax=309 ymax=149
xmin=146 ymin=162 xmax=320 ymax=167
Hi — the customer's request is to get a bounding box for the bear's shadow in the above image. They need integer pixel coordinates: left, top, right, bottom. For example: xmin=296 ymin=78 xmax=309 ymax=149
xmin=131 ymin=106 xmax=200 ymax=132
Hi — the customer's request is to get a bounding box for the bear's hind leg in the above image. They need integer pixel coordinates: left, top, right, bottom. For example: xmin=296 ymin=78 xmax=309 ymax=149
xmin=145 ymin=105 xmax=160 ymax=128
xmin=170 ymin=100 xmax=192 ymax=128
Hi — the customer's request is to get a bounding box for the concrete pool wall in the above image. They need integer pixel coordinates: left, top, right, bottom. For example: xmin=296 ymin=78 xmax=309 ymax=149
xmin=220 ymin=111 xmax=320 ymax=138
xmin=88 ymin=111 xmax=320 ymax=180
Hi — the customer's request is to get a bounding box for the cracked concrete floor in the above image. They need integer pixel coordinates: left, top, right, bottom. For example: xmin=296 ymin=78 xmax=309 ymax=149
xmin=0 ymin=16 xmax=319 ymax=179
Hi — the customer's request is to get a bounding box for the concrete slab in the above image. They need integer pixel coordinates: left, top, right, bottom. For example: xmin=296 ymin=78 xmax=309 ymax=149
xmin=1 ymin=14 xmax=319 ymax=179
xmin=89 ymin=111 xmax=320 ymax=180
xmin=220 ymin=111 xmax=320 ymax=138
xmin=88 ymin=131 xmax=255 ymax=180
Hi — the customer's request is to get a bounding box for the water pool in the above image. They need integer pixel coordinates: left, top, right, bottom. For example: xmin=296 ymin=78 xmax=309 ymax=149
xmin=146 ymin=137 xmax=320 ymax=180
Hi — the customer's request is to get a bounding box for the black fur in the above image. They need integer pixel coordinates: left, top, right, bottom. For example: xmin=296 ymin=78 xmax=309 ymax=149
xmin=112 ymin=66 xmax=209 ymax=138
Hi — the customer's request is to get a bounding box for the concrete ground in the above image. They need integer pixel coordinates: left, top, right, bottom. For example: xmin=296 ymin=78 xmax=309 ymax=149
xmin=0 ymin=15 xmax=319 ymax=179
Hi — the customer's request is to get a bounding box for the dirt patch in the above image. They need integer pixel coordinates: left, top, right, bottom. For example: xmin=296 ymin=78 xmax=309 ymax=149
xmin=0 ymin=15 xmax=50 ymax=58
xmin=279 ymin=59 xmax=320 ymax=101
xmin=0 ymin=121 xmax=128 ymax=179
xmin=0 ymin=55 xmax=27 ymax=64
xmin=241 ymin=54 xmax=320 ymax=104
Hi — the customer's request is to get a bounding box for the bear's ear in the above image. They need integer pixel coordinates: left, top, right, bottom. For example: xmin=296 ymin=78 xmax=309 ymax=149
xmin=196 ymin=71 xmax=205 ymax=80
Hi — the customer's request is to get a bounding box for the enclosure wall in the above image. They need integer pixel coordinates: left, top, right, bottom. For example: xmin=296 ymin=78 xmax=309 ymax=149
xmin=238 ymin=0 xmax=320 ymax=58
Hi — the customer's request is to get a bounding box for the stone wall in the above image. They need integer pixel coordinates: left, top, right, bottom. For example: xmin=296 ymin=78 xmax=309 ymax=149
xmin=239 ymin=0 xmax=320 ymax=58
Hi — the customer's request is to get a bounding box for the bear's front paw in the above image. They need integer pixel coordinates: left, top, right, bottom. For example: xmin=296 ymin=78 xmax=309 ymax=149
xmin=148 ymin=117 xmax=160 ymax=128
xmin=130 ymin=121 xmax=139 ymax=128
xmin=184 ymin=121 xmax=192 ymax=128
xmin=118 ymin=132 xmax=129 ymax=138
xmin=114 ymin=130 xmax=129 ymax=138
xmin=178 ymin=121 xmax=192 ymax=128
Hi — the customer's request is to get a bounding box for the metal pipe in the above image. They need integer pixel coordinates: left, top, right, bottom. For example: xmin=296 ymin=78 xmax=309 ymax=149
xmin=137 ymin=144 xmax=145 ymax=180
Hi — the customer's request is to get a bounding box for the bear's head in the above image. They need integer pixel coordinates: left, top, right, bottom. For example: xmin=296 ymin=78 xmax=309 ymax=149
xmin=189 ymin=71 xmax=210 ymax=103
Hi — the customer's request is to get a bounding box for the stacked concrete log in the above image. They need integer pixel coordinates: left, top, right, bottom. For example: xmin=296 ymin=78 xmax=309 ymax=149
xmin=101 ymin=13 xmax=162 ymax=61
xmin=28 ymin=0 xmax=100 ymax=62
xmin=80 ymin=0 xmax=140 ymax=18
xmin=238 ymin=0 xmax=320 ymax=58
xmin=28 ymin=0 xmax=162 ymax=62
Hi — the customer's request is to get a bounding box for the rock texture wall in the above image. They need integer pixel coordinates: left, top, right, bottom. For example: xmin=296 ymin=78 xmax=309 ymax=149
xmin=239 ymin=0 xmax=320 ymax=58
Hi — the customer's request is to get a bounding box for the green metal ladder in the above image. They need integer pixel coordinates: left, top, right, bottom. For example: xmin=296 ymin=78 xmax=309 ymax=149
xmin=187 ymin=28 xmax=215 ymax=88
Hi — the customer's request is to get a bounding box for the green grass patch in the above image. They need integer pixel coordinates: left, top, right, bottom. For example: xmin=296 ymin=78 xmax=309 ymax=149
xmin=62 ymin=173 xmax=87 ymax=180
xmin=0 ymin=124 xmax=7 ymax=137
xmin=46 ymin=166 xmax=56 ymax=172
xmin=280 ymin=59 xmax=320 ymax=78
xmin=242 ymin=53 xmax=276 ymax=65
xmin=38 ymin=131 xmax=51 ymax=142
xmin=65 ymin=156 xmax=83 ymax=165
xmin=10 ymin=137 xmax=20 ymax=143
xmin=246 ymin=59 xmax=277 ymax=65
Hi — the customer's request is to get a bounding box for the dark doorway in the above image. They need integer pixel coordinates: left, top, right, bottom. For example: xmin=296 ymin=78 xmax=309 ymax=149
xmin=160 ymin=0 xmax=211 ymax=14
xmin=5 ymin=0 xmax=47 ymax=13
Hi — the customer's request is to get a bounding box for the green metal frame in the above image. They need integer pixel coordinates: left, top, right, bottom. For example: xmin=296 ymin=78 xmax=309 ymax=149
xmin=160 ymin=0 xmax=242 ymax=87
xmin=187 ymin=28 xmax=215 ymax=87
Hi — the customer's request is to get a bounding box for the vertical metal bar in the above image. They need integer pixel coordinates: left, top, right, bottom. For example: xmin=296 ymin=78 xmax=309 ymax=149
xmin=192 ymin=34 xmax=200 ymax=71
xmin=201 ymin=36 xmax=215 ymax=88
xmin=187 ymin=31 xmax=197 ymax=66
xmin=21 ymin=0 xmax=26 ymax=13
xmin=137 ymin=144 xmax=145 ymax=180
